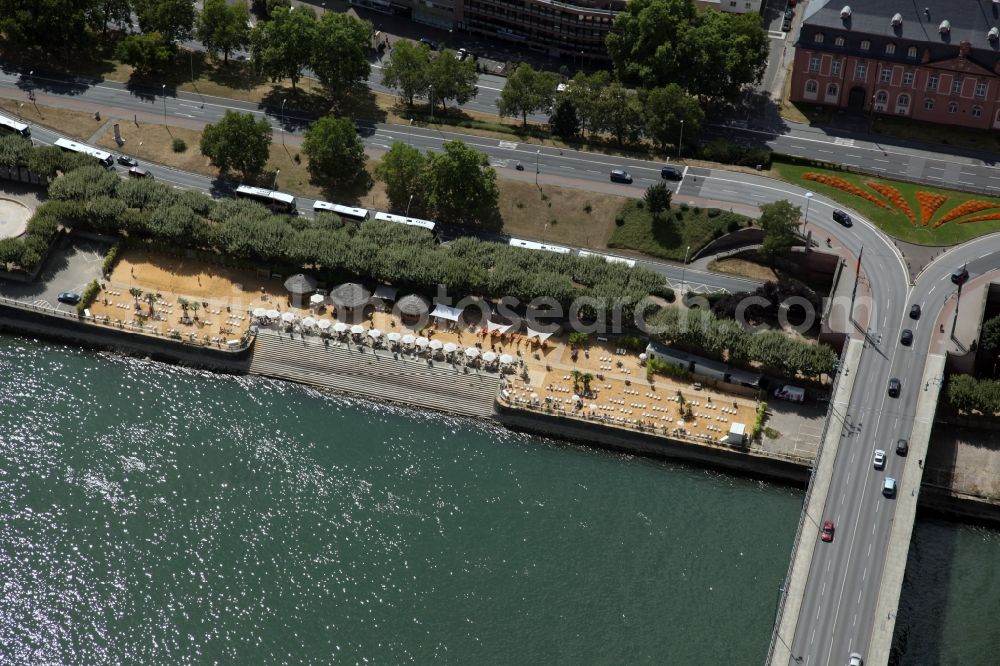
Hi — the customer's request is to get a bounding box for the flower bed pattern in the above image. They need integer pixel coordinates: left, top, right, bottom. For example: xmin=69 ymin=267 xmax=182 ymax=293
xmin=867 ymin=181 xmax=915 ymax=224
xmin=933 ymin=200 xmax=1000 ymax=228
xmin=802 ymin=172 xmax=890 ymax=209
xmin=957 ymin=212 xmax=1000 ymax=225
xmin=915 ymin=192 xmax=948 ymax=226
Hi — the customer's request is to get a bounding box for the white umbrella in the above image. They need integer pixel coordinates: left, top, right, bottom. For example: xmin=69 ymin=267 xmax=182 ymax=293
xmin=302 ymin=316 xmax=317 ymax=327
xmin=281 ymin=312 xmax=296 ymax=323
xmin=589 ymin=403 xmax=597 ymax=411
xmin=266 ymin=309 xmax=280 ymax=319
xmin=415 ymin=336 xmax=429 ymax=348
xmin=333 ymin=322 xmax=348 ymax=333
xmin=387 ymin=332 xmax=401 ymax=342
xmin=572 ymin=394 xmax=580 ymax=402
xmin=317 ymin=319 xmax=331 ymax=330
xmin=499 ymin=353 xmax=514 ymax=365
xmin=443 ymin=342 xmax=458 ymax=354
xmin=368 ymin=328 xmax=382 ymax=339
xmin=482 ymin=351 xmax=497 ymax=362
xmin=530 ymin=392 xmax=539 ymax=401
xmin=465 ymin=347 xmax=480 ymax=358
xmin=639 ymin=353 xmax=647 ymax=361
xmin=253 ymin=307 xmax=267 ymax=318
xmin=401 ymin=334 xmax=415 ymax=346
xmin=310 ymin=293 xmax=325 ymax=305
xmin=429 ymin=339 xmax=443 ymax=350
xmin=350 ymin=324 xmax=365 ymax=335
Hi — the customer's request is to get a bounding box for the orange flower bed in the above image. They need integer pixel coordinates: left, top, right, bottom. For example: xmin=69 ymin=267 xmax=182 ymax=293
xmin=802 ymin=172 xmax=889 ymax=209
xmin=934 ymin=200 xmax=1000 ymax=228
xmin=866 ymin=181 xmax=915 ymax=224
xmin=956 ymin=212 xmax=1000 ymax=224
xmin=915 ymin=192 xmax=948 ymax=226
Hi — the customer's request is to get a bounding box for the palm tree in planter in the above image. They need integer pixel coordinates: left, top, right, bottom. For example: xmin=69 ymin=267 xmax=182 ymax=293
xmin=143 ymin=292 xmax=157 ymax=316
xmin=129 ymin=287 xmax=143 ymax=310
xmin=189 ymin=301 xmax=200 ymax=320
xmin=581 ymin=372 xmax=594 ymax=396
xmin=177 ymin=297 xmax=190 ymax=323
xmin=569 ymin=369 xmax=583 ymax=393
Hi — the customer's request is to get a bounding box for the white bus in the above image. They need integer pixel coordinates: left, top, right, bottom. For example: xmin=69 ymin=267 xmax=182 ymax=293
xmin=0 ymin=114 xmax=30 ymax=138
xmin=373 ymin=211 xmax=436 ymax=232
xmin=313 ymin=200 xmax=370 ymax=223
xmin=54 ymin=137 xmax=113 ymax=167
xmin=235 ymin=185 xmax=297 ymax=214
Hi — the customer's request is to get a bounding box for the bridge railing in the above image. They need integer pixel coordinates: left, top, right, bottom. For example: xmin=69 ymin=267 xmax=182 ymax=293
xmin=764 ymin=343 xmax=849 ymax=664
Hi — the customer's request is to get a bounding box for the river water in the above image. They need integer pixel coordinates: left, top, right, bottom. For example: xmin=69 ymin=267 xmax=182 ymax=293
xmin=0 ymin=335 xmax=995 ymax=664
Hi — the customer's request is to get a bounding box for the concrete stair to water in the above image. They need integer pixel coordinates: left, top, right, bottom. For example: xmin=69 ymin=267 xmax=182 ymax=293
xmin=249 ymin=328 xmax=499 ymax=418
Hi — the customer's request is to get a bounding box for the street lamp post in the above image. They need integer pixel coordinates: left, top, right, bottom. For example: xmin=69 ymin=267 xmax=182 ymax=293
xmin=677 ymin=119 xmax=684 ymax=158
xmin=281 ymin=98 xmax=287 ymax=145
xmin=161 ymin=84 xmax=167 ymax=124
xmin=272 ymin=169 xmax=280 ymax=190
xmin=406 ymin=193 xmax=414 ymax=216
xmin=803 ymin=191 xmax=814 ymax=240
xmin=680 ymin=245 xmax=691 ymax=299
xmin=535 ymin=149 xmax=540 ymax=185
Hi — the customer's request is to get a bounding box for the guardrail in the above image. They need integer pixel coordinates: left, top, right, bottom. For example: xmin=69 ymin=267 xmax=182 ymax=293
xmin=0 ymin=294 xmax=255 ymax=352
xmin=764 ymin=342 xmax=849 ymax=664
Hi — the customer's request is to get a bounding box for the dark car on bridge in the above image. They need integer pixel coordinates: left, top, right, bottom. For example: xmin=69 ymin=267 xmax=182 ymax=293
xmin=896 ymin=439 xmax=909 ymax=456
xmin=900 ymin=329 xmax=913 ymax=346
xmin=951 ymin=266 xmax=969 ymax=285
xmin=909 ymin=303 xmax=921 ymax=319
xmin=820 ymin=520 xmax=835 ymax=542
xmin=832 ymin=209 xmax=852 ymax=227
xmin=887 ymin=378 xmax=901 ymax=397
xmin=660 ymin=165 xmax=682 ymax=181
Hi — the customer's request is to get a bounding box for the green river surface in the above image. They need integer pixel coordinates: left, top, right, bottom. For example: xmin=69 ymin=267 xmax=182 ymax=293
xmin=0 ymin=335 xmax=996 ymax=665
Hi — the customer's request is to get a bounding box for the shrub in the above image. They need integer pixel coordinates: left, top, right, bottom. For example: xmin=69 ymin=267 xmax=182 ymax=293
xmin=101 ymin=240 xmax=124 ymax=276
xmin=583 ymin=202 xmax=593 ymax=214
xmin=172 ymin=137 xmax=187 ymax=153
xmin=697 ymin=138 xmax=772 ymax=169
xmin=76 ymin=279 xmax=100 ymax=315
xmin=615 ymin=214 xmax=625 ymax=226
xmin=708 ymin=209 xmax=720 ymax=218
xmin=647 ymin=356 xmax=692 ymax=382
xmin=618 ymin=335 xmax=647 ymax=353
xmin=750 ymin=401 xmax=768 ymax=440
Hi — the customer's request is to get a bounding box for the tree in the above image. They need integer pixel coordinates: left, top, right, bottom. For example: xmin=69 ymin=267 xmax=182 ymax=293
xmin=135 ymin=0 xmax=195 ymax=42
xmin=593 ymin=80 xmax=643 ymax=146
xmin=644 ymin=183 xmax=672 ymax=216
xmin=641 ymin=84 xmax=704 ymax=152
xmin=0 ymin=0 xmax=91 ymax=53
xmin=681 ymin=10 xmax=768 ymax=99
xmin=143 ymin=291 xmax=157 ymax=316
xmin=250 ymin=0 xmax=288 ymax=20
xmin=92 ymin=0 xmax=134 ymax=37
xmin=758 ymin=200 xmax=801 ymax=260
xmin=496 ymin=63 xmax=558 ymax=127
xmin=427 ymin=49 xmax=478 ymax=111
xmin=565 ymin=70 xmax=610 ymax=137
xmin=425 ymin=141 xmax=499 ymax=226
xmin=302 ymin=116 xmax=367 ymax=187
xmin=130 ymin=287 xmax=143 ymax=308
xmin=380 ymin=40 xmax=431 ymax=106
xmin=197 ymin=0 xmax=250 ymax=64
xmin=115 ymin=32 xmax=173 ymax=74
xmin=189 ymin=300 xmax=200 ymax=320
xmin=311 ymin=12 xmax=371 ymax=92
xmin=200 ymin=110 xmax=272 ymax=178
xmin=373 ymin=142 xmax=427 ymax=213
xmin=249 ymin=5 xmax=316 ymax=89
xmin=606 ymin=0 xmax=696 ymax=88
xmin=548 ymin=98 xmax=580 ymax=140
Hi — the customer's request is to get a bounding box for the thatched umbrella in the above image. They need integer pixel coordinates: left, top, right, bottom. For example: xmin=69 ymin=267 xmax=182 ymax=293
xmin=284 ymin=273 xmax=318 ymax=295
xmin=329 ymin=282 xmax=371 ymax=310
xmin=396 ymin=294 xmax=430 ymax=318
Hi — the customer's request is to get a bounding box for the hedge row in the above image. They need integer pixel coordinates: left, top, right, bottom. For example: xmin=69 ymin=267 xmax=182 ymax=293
xmin=947 ymin=374 xmax=1000 ymax=416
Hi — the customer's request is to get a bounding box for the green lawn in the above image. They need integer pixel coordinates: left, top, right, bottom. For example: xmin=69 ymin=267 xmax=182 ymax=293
xmin=607 ymin=201 xmax=753 ymax=261
xmin=772 ymin=160 xmax=1000 ymax=245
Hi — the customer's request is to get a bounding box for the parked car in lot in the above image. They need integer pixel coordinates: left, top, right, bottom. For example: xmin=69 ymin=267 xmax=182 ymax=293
xmin=117 ymin=154 xmax=138 ymax=167
xmin=784 ymin=8 xmax=794 ymax=19
xmin=782 ymin=18 xmax=793 ymax=31
xmin=832 ymin=209 xmax=853 ymax=227
xmin=896 ymin=439 xmax=909 ymax=456
xmin=887 ymin=378 xmax=901 ymax=397
xmin=900 ymin=329 xmax=913 ymax=346
xmin=821 ymin=520 xmax=835 ymax=542
xmin=610 ymin=169 xmax=633 ymax=184
xmin=951 ymin=266 xmax=969 ymax=285
xmin=882 ymin=477 xmax=897 ymax=498
xmin=873 ymin=449 xmax=886 ymax=470
xmin=660 ymin=165 xmax=682 ymax=181
xmin=57 ymin=291 xmax=81 ymax=305
xmin=910 ymin=303 xmax=921 ymax=319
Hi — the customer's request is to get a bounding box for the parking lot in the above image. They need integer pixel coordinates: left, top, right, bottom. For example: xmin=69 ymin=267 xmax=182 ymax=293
xmin=756 ymin=396 xmax=829 ymax=462
xmin=0 ymin=235 xmax=109 ymax=312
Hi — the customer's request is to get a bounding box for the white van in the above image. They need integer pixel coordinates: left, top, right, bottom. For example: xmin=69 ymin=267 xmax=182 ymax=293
xmin=773 ymin=385 xmax=806 ymax=403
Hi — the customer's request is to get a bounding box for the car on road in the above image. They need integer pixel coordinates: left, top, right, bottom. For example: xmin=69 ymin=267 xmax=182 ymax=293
xmin=873 ymin=449 xmax=886 ymax=470
xmin=117 ymin=154 xmax=138 ymax=167
xmin=900 ymin=329 xmax=913 ymax=346
xmin=849 ymin=653 xmax=864 ymax=666
xmin=951 ymin=266 xmax=970 ymax=285
xmin=896 ymin=438 xmax=909 ymax=456
xmin=882 ymin=477 xmax=897 ymax=498
xmin=57 ymin=291 xmax=81 ymax=305
xmin=661 ymin=165 xmax=682 ymax=181
xmin=419 ymin=37 xmax=437 ymax=50
xmin=888 ymin=377 xmax=901 ymax=397
xmin=514 ymin=162 xmax=524 ymax=171
xmin=832 ymin=209 xmax=853 ymax=227
xmin=910 ymin=303 xmax=921 ymax=319
xmin=782 ymin=17 xmax=793 ymax=31
xmin=784 ymin=8 xmax=794 ymax=19
xmin=821 ymin=520 xmax=835 ymax=542
xmin=610 ymin=169 xmax=633 ymax=184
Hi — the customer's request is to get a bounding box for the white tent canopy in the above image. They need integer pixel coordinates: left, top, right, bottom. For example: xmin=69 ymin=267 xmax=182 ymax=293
xmin=482 ymin=351 xmax=497 ymax=362
xmin=253 ymin=307 xmax=267 ymax=318
xmin=368 ymin=328 xmax=382 ymax=338
xmin=443 ymin=342 xmax=458 ymax=354
xmin=281 ymin=312 xmax=296 ymax=323
xmin=333 ymin=322 xmax=348 ymax=333
xmin=387 ymin=332 xmax=401 ymax=342
xmin=486 ymin=320 xmax=513 ymax=333
xmin=415 ymin=336 xmax=430 ymax=348
xmin=309 ymin=294 xmax=325 ymax=305
xmin=350 ymin=324 xmax=365 ymax=335
xmin=499 ymin=353 xmax=514 ymax=365
xmin=266 ymin=309 xmax=280 ymax=319
xmin=429 ymin=339 xmax=443 ymax=350
xmin=317 ymin=319 xmax=332 ymax=330
xmin=526 ymin=327 xmax=555 ymax=342
xmin=302 ymin=316 xmax=317 ymax=327
xmin=401 ymin=334 xmax=415 ymax=345
xmin=465 ymin=347 xmax=480 ymax=358
xmin=430 ymin=303 xmax=463 ymax=322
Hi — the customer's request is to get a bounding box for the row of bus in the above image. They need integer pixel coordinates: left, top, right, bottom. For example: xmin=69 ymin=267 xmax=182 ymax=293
xmin=234 ymin=185 xmax=437 ymax=232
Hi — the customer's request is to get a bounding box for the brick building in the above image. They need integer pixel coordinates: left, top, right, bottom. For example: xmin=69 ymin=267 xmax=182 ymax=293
xmin=791 ymin=0 xmax=1000 ymax=130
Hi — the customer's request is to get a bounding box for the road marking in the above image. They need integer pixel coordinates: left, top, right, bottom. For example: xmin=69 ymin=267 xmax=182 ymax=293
xmin=498 ymin=140 xmax=518 ymax=150
xmin=874 ymin=159 xmax=889 ymax=163
xmin=818 ymin=149 xmax=833 ymax=154
xmin=862 ymin=567 xmax=867 ymax=581
xmin=868 ymin=542 xmax=872 ymax=556
xmin=845 ymin=154 xmax=862 ymax=159
xmin=927 ymin=165 xmax=945 ymax=170
xmin=959 ymin=180 xmax=976 ymax=185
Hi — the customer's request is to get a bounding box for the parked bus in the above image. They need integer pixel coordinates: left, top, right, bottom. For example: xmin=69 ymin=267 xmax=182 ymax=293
xmin=235 ymin=185 xmax=297 ymax=214
xmin=54 ymin=137 xmax=113 ymax=167
xmin=0 ymin=113 xmax=30 ymax=138
xmin=313 ymin=200 xmax=370 ymax=223
xmin=373 ymin=211 xmax=436 ymax=232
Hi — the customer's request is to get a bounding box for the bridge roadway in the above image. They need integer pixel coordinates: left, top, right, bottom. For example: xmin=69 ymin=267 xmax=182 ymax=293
xmin=3 ymin=68 xmax=998 ymax=664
